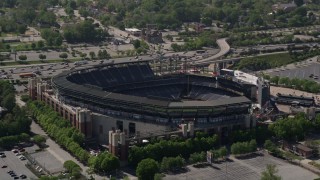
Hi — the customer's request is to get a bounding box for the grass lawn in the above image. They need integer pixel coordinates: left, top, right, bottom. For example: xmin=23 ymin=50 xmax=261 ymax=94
xmin=235 ymin=52 xmax=294 ymax=71
xmin=283 ymin=151 xmax=303 ymax=161
xmin=309 ymin=161 xmax=320 ymax=169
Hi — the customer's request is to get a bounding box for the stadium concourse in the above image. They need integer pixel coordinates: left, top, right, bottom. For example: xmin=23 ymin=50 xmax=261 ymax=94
xmin=28 ymin=60 xmax=267 ymax=160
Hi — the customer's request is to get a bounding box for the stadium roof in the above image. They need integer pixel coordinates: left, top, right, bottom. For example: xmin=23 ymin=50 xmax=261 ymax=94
xmin=52 ymin=61 xmax=252 ymax=110
xmin=169 ymin=96 xmax=251 ymax=108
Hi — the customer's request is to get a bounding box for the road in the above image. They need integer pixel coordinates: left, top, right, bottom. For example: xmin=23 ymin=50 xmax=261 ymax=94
xmin=15 ymin=96 xmax=91 ymax=178
xmin=194 ymin=38 xmax=230 ymax=64
xmin=15 ymin=95 xmax=132 ymax=180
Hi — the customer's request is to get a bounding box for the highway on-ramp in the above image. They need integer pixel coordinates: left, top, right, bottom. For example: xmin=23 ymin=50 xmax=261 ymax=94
xmin=194 ymin=38 xmax=230 ymax=64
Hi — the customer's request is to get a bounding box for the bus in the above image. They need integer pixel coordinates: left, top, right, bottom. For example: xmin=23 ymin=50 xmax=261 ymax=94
xmin=19 ymin=72 xmax=36 ymax=78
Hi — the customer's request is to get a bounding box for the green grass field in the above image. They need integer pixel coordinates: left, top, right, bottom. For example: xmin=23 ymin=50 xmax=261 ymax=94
xmin=235 ymin=52 xmax=293 ymax=71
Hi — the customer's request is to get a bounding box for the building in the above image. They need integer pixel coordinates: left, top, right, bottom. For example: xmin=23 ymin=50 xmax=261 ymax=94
xmin=282 ymin=141 xmax=314 ymax=158
xmin=272 ymin=2 xmax=297 ymax=13
xmin=141 ymin=24 xmax=163 ymax=44
xmin=29 ymin=61 xmax=258 ymax=160
xmin=125 ymin=28 xmax=141 ymax=36
xmin=275 ymin=93 xmax=315 ymax=107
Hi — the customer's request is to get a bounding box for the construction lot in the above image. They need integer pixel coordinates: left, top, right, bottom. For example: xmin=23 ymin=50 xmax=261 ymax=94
xmin=164 ymin=153 xmax=318 ymax=180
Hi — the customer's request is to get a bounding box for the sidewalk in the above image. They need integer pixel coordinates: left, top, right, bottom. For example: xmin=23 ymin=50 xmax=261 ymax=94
xmin=298 ymin=159 xmax=320 ymax=175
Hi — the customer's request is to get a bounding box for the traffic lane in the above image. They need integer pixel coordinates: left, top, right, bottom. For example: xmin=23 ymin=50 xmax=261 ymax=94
xmin=3 ymin=52 xmax=198 ymax=80
xmin=0 ymin=151 xmax=37 ymax=179
xmin=1 ymin=50 xmax=197 ymax=72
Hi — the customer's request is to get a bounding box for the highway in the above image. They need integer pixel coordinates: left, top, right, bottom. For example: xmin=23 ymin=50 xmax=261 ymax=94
xmin=194 ymin=38 xmax=230 ymax=64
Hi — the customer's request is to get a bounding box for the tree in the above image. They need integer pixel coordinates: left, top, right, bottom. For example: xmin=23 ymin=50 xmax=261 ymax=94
xmin=80 ymin=53 xmax=87 ymax=60
xmin=160 ymin=156 xmax=185 ymax=172
xmin=64 ymin=160 xmax=82 ymax=179
xmin=97 ymin=50 xmax=111 ymax=60
xmin=59 ymin=53 xmax=68 ymax=61
xmin=88 ymin=151 xmax=119 ymax=173
xmin=41 ymin=29 xmax=63 ymax=46
xmin=136 ymin=158 xmax=159 ymax=180
xmin=269 ymin=114 xmax=311 ymax=141
xmin=19 ymin=133 xmax=30 ymax=142
xmin=89 ymin=51 xmax=96 ymax=60
xmin=79 ymin=7 xmax=89 ymax=18
xmin=0 ymin=54 xmax=4 ymax=65
xmin=133 ymin=40 xmax=141 ymax=49
xmin=314 ymin=114 xmax=320 ymax=130
xmin=154 ymin=173 xmax=163 ymax=180
xmin=231 ymin=140 xmax=257 ymax=155
xmin=2 ymin=93 xmax=15 ymax=111
xmin=249 ymin=139 xmax=257 ymax=152
xmin=128 ymin=134 xmax=218 ymax=166
xmin=279 ymin=77 xmax=290 ymax=86
xmin=270 ymin=76 xmax=280 ymax=85
xmin=294 ymin=0 xmax=304 ymax=7
xmin=219 ymin=146 xmax=228 ymax=159
xmin=264 ymin=140 xmax=277 ymax=152
xmin=63 ymin=20 xmax=107 ymax=43
xmin=39 ymin=54 xmax=46 ymax=61
xmin=261 ymin=164 xmax=281 ymax=180
xmin=18 ymin=55 xmax=27 ymax=61
xmin=189 ymin=152 xmax=206 ymax=164
xmin=33 ymin=135 xmax=46 ymax=145
xmin=64 ymin=160 xmax=81 ymax=173
xmin=31 ymin=43 xmax=36 ymax=49
xmin=37 ymin=40 xmax=45 ymax=49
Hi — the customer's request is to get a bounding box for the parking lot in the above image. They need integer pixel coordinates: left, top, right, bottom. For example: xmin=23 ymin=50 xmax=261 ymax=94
xmin=0 ymin=150 xmax=37 ymax=180
xmin=266 ymin=57 xmax=320 ymax=83
xmin=164 ymin=153 xmax=318 ymax=180
xmin=29 ymin=150 xmax=64 ymax=175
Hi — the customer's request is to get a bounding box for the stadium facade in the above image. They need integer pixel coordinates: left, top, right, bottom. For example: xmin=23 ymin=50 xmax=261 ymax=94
xmin=29 ymin=61 xmax=265 ymax=160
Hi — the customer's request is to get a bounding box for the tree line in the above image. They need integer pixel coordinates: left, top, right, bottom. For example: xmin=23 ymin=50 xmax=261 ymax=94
xmin=265 ymin=75 xmax=320 ymax=93
xmin=0 ymin=80 xmax=32 ymax=148
xmin=236 ymin=46 xmax=320 ymax=71
xmin=128 ymin=132 xmax=219 ymax=166
xmin=132 ymin=112 xmax=315 ymax=179
xmin=27 ymin=100 xmax=120 ymax=173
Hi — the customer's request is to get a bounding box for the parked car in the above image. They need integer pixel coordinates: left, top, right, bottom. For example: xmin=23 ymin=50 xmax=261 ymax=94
xmin=20 ymin=174 xmax=27 ymax=179
xmin=12 ymin=149 xmax=18 ymax=153
xmin=19 ymin=149 xmax=25 ymax=152
xmin=0 ymin=154 xmax=6 ymax=158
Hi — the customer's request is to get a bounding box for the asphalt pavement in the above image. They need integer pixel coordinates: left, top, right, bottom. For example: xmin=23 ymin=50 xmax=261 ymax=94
xmin=0 ymin=151 xmax=37 ymax=180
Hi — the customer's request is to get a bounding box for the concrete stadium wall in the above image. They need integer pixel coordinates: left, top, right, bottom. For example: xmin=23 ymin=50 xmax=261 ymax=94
xmin=92 ymin=113 xmax=170 ymax=144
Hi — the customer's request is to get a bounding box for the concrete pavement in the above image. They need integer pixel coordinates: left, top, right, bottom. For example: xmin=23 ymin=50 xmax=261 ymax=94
xmin=15 ymin=95 xmax=93 ymax=178
xmin=194 ymin=38 xmax=230 ymax=64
